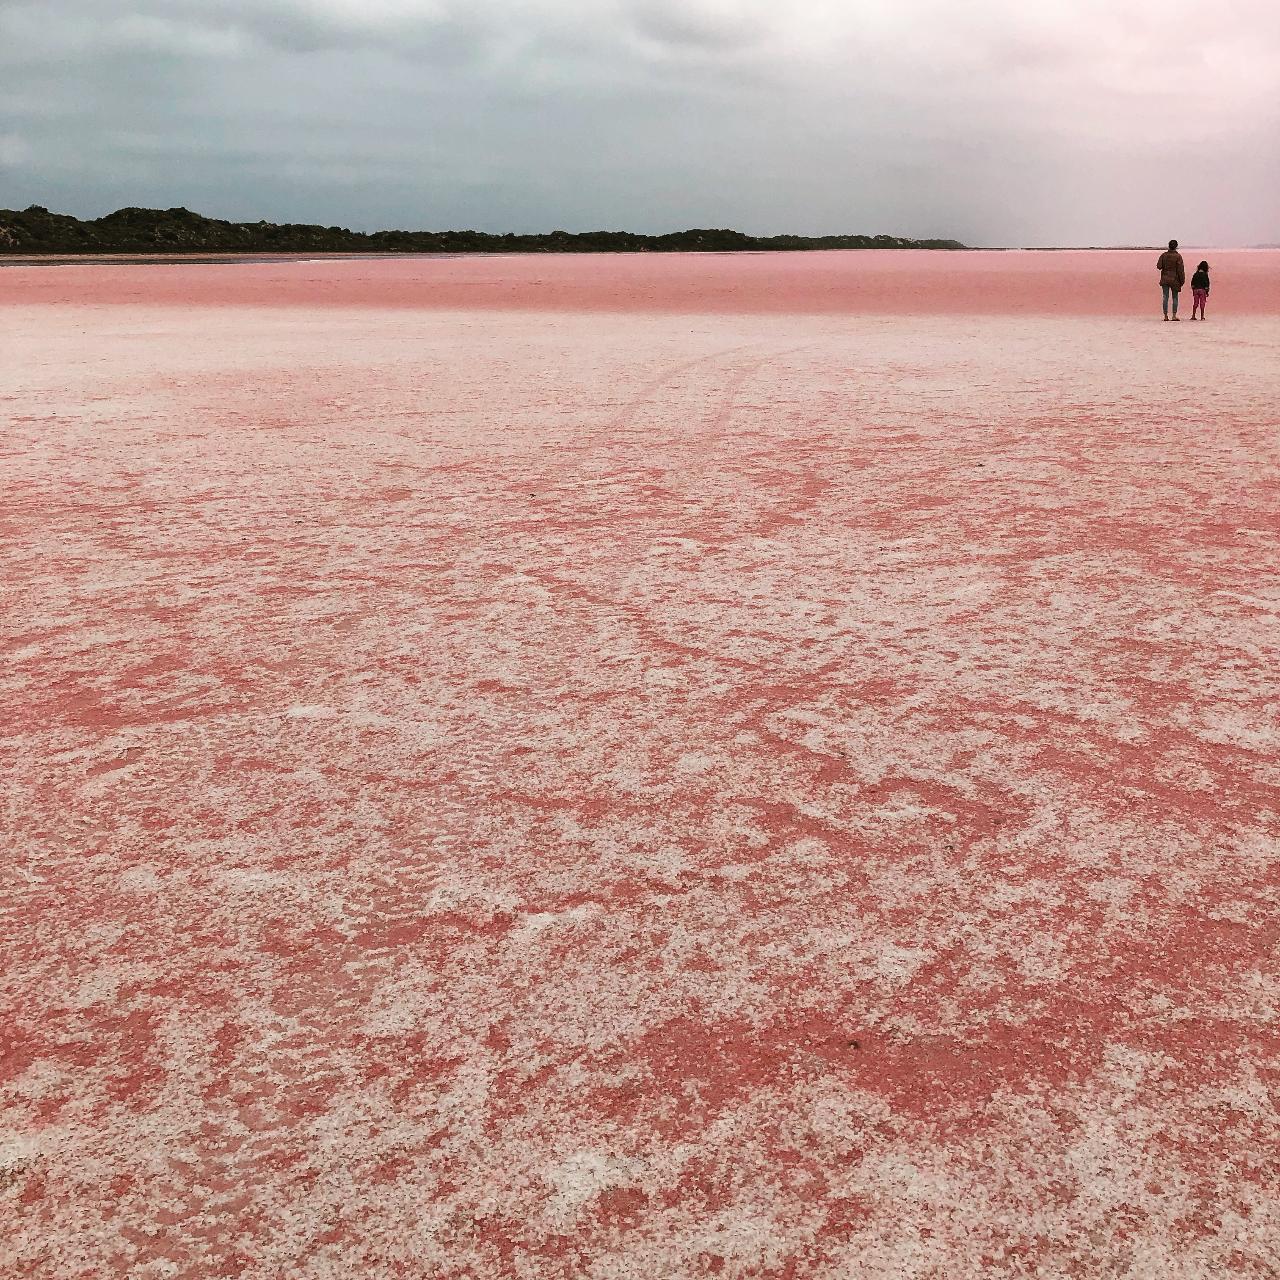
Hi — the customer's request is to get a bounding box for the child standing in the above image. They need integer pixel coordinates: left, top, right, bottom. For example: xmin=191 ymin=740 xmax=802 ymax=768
xmin=1190 ymin=261 xmax=1211 ymax=320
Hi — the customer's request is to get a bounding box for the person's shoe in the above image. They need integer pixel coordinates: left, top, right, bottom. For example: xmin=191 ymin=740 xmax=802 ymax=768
xmin=1173 ymin=316 xmax=1180 ymax=321
xmin=1163 ymin=315 xmax=1169 ymax=321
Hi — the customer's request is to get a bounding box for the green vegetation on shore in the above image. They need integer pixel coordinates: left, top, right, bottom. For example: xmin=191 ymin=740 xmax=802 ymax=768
xmin=0 ymin=205 xmax=965 ymax=255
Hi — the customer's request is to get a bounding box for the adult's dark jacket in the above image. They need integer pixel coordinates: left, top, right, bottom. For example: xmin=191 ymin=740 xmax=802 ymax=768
xmin=1158 ymin=249 xmax=1186 ymax=290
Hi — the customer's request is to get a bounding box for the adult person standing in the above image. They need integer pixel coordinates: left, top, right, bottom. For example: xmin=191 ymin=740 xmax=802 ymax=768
xmin=1157 ymin=239 xmax=1185 ymax=321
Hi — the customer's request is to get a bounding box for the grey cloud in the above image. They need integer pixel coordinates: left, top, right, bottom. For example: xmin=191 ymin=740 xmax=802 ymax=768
xmin=2 ymin=0 xmax=1278 ymax=245
xmin=628 ymin=0 xmax=769 ymax=51
xmin=208 ymin=2 xmax=490 ymax=60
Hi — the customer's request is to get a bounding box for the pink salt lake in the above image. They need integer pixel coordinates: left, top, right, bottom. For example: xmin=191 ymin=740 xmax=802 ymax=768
xmin=4 ymin=250 xmax=1280 ymax=1278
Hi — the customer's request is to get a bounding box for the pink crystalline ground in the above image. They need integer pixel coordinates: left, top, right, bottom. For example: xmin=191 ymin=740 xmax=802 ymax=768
xmin=6 ymin=247 xmax=1279 ymax=315
xmin=2 ymin=252 xmax=1279 ymax=1278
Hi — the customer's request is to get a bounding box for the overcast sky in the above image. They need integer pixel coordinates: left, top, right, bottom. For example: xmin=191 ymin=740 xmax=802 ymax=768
xmin=2 ymin=0 xmax=1278 ymax=245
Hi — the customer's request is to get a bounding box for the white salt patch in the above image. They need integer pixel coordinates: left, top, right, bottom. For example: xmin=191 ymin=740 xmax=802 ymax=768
xmin=545 ymin=1152 xmax=637 ymax=1225
xmin=630 ymin=846 xmax=688 ymax=879
xmin=119 ymin=864 xmax=160 ymax=893
xmin=1084 ymin=877 xmax=1136 ymax=907
xmin=285 ymin=704 xmax=338 ymax=720
xmin=66 ymin=969 xmax=121 ymax=1011
xmin=512 ymin=904 xmax=595 ymax=941
xmin=1015 ymin=935 xmax=1068 ymax=984
xmin=643 ymin=667 xmax=683 ymax=688
xmin=0 ymin=1133 xmax=41 ymax=1180
xmin=782 ymin=838 xmax=831 ymax=866
xmin=81 ymin=761 xmax=141 ymax=797
xmin=359 ymin=985 xmax=424 ymax=1037
xmin=674 ymin=752 xmax=715 ymax=774
xmin=862 ymin=942 xmax=931 ymax=984
xmin=348 ymin=711 xmax=396 ymax=730
xmin=777 ymin=706 xmax=824 ymax=726
xmin=1229 ymin=828 xmax=1280 ymax=872
xmin=1184 ymin=708 xmax=1280 ymax=752
xmin=213 ymin=869 xmax=297 ymax=894
xmin=1204 ymin=901 xmax=1254 ymax=925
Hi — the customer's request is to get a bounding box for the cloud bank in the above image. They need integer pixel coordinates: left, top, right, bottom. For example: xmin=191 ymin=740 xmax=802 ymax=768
xmin=2 ymin=0 xmax=1278 ymax=244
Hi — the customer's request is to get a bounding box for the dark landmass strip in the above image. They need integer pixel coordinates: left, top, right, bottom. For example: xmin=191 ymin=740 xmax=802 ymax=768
xmin=0 ymin=205 xmax=965 ymax=255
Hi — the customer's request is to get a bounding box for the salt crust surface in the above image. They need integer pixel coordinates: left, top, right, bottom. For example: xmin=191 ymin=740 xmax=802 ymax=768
xmin=3 ymin=256 xmax=1280 ymax=1277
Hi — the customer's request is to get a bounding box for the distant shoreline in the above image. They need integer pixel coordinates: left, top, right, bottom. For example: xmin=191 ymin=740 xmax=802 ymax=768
xmin=5 ymin=206 xmax=1266 ymax=259
xmin=5 ymin=246 xmax=1265 ymax=268
xmin=0 ymin=252 xmax=474 ymax=267
xmin=0 ymin=205 xmax=966 ymax=257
